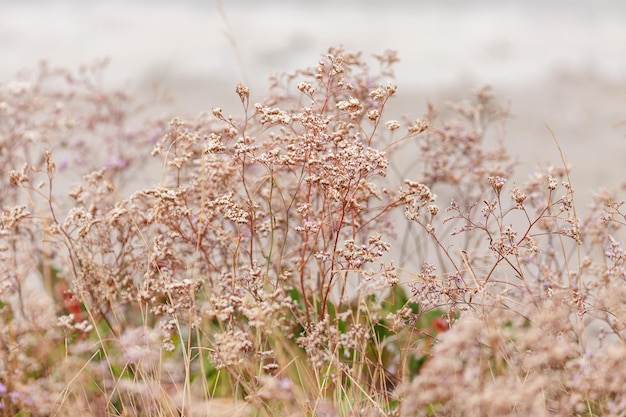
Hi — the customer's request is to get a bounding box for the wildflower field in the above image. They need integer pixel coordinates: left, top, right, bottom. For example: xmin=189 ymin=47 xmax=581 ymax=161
xmin=1 ymin=47 xmax=626 ymax=416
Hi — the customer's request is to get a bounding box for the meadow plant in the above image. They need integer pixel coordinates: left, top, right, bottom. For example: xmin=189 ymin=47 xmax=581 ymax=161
xmin=1 ymin=47 xmax=626 ymax=416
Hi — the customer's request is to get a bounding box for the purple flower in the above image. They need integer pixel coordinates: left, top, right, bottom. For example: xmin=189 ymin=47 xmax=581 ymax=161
xmin=104 ymin=155 xmax=128 ymax=169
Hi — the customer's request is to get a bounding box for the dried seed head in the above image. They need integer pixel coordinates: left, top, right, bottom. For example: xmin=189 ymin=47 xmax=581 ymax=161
xmin=235 ymin=83 xmax=250 ymax=102
xmin=488 ymin=176 xmax=507 ymax=193
xmin=297 ymin=82 xmax=315 ymax=95
xmin=45 ymin=149 xmax=56 ymax=174
xmin=511 ymin=187 xmax=527 ymax=204
xmin=408 ymin=119 xmax=429 ymax=134
xmin=212 ymin=107 xmax=224 ymax=119
xmin=8 ymin=168 xmax=29 ymax=187
xmin=548 ymin=176 xmax=558 ymax=191
xmin=367 ymin=109 xmax=380 ymax=121
xmin=385 ymin=120 xmax=400 ymax=131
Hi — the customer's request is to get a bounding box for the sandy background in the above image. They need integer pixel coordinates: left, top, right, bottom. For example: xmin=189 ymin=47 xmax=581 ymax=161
xmin=1 ymin=0 xmax=626 ymax=208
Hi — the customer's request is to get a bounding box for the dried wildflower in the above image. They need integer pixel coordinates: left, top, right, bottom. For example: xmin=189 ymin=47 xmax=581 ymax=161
xmin=367 ymin=108 xmax=380 ymax=121
xmin=255 ymin=104 xmax=292 ymax=125
xmin=510 ymin=186 xmax=527 ymax=205
xmin=235 ymin=82 xmax=250 ymax=102
xmin=297 ymin=81 xmax=315 ymax=96
xmin=4 ymin=46 xmax=626 ymax=417
xmin=1 ymin=205 xmax=30 ymax=229
xmin=204 ymin=132 xmax=225 ymax=153
xmin=548 ymin=175 xmax=558 ymax=190
xmin=488 ymin=175 xmax=507 ymax=194
xmin=212 ymin=107 xmax=223 ymax=118
xmin=45 ymin=149 xmax=56 ymax=174
xmin=8 ymin=167 xmax=29 ymax=187
xmin=336 ymin=97 xmax=360 ymax=111
xmin=369 ymin=87 xmax=386 ymax=101
xmin=385 ymin=120 xmax=400 ymax=131
xmin=211 ymin=329 xmax=254 ymax=369
xmin=408 ymin=118 xmax=429 ymax=134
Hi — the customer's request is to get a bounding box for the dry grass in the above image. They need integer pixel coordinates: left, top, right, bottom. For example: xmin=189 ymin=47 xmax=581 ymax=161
xmin=0 ymin=47 xmax=625 ymax=416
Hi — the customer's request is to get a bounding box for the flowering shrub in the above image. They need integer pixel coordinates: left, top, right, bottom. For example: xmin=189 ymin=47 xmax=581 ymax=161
xmin=0 ymin=47 xmax=625 ymax=416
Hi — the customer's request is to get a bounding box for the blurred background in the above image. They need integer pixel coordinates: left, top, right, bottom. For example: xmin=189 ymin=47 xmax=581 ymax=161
xmin=1 ymin=0 xmax=626 ymax=207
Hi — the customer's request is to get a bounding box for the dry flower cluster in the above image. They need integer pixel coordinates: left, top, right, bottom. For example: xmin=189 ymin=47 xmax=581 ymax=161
xmin=0 ymin=47 xmax=625 ymax=416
